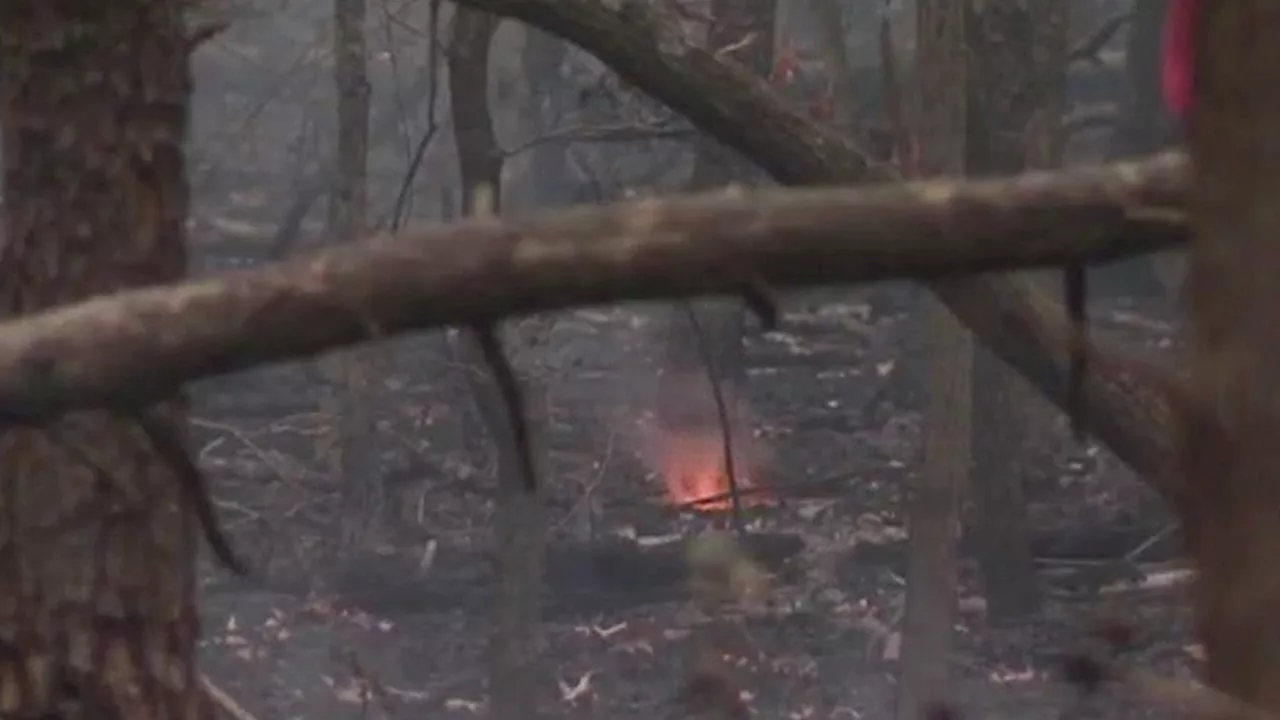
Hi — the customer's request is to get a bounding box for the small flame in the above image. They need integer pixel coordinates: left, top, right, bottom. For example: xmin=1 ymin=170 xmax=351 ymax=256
xmin=654 ymin=430 xmax=771 ymax=512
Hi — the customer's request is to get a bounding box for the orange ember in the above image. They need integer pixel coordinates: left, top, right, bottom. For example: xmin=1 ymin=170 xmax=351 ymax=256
xmin=655 ymin=430 xmax=771 ymax=512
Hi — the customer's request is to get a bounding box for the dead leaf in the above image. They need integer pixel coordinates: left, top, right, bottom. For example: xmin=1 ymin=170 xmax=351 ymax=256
xmin=443 ymin=697 xmax=483 ymax=713
xmin=591 ymin=621 xmax=628 ymax=638
xmin=558 ymin=672 xmax=594 ymax=703
xmin=881 ymin=631 xmax=901 ymax=662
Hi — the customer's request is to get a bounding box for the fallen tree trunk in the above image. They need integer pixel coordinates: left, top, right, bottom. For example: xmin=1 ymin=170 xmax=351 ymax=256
xmin=0 ymin=155 xmax=1179 ymax=422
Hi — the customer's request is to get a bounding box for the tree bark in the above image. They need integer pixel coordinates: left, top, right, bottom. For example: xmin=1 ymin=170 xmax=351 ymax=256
xmin=898 ymin=4 xmax=969 ymax=719
xmin=1183 ymin=3 xmax=1280 ymax=709
xmin=0 ymin=3 xmax=209 ymax=719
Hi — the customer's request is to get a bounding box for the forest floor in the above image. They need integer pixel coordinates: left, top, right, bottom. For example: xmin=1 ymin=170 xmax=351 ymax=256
xmin=190 ymin=283 xmax=1194 ymax=720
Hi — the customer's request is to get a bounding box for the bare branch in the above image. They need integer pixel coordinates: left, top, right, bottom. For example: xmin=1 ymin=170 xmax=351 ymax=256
xmin=471 ymin=324 xmax=538 ymax=493
xmin=1067 ymin=13 xmax=1132 ymax=67
xmin=501 ymin=119 xmax=694 ymax=157
xmin=0 ymin=154 xmax=1184 ymax=424
xmin=128 ymin=407 xmax=250 ymax=574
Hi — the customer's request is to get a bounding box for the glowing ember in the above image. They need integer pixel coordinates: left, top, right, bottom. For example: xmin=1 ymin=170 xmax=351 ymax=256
xmin=654 ymin=430 xmax=771 ymax=512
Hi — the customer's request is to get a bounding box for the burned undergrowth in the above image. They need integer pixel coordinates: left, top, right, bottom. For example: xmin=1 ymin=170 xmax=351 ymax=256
xmin=189 ymin=280 xmax=1192 ymax=720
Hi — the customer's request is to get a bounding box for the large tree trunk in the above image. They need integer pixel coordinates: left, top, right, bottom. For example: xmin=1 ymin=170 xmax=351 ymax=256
xmin=1183 ymin=3 xmax=1280 ymax=708
xmin=964 ymin=0 xmax=1067 ymax=624
xmin=897 ymin=3 xmax=969 ymax=719
xmin=0 ymin=3 xmax=209 ymax=719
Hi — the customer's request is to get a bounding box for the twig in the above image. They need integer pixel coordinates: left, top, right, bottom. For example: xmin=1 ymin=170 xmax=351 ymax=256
xmin=1067 ymin=13 xmax=1133 ymax=67
xmin=190 ymin=417 xmax=307 ymax=491
xmin=186 ymin=21 xmax=229 ymax=52
xmin=682 ymin=305 xmax=745 ymax=533
xmin=552 ymin=424 xmax=613 ymax=536
xmin=471 ymin=324 xmax=538 ymax=493
xmin=1065 ymin=264 xmax=1088 ymax=440
xmin=128 ymin=406 xmax=250 ymax=574
xmin=36 ymin=413 xmax=246 ymax=575
xmin=1124 ymin=522 xmax=1177 ymax=561
xmin=383 ymin=0 xmax=443 ymax=233
xmin=201 ymin=674 xmax=258 ymax=720
xmin=737 ymin=277 xmax=779 ymax=330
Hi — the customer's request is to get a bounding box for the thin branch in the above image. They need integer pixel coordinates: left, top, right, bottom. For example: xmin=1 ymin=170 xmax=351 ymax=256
xmin=471 ymin=324 xmax=537 ymax=493
xmin=1066 ymin=264 xmax=1088 ymax=438
xmin=383 ymin=0 xmax=444 ymax=233
xmin=0 ymin=154 xmax=1185 ymax=424
xmin=1067 ymin=12 xmax=1133 ymax=67
xmin=128 ymin=407 xmax=250 ymax=574
xmin=682 ymin=305 xmax=745 ymax=532
xmin=501 ymin=120 xmax=695 ymax=157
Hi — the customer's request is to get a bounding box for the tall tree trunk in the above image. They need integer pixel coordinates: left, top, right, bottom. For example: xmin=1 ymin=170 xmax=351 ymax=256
xmin=1184 ymin=3 xmax=1280 ymax=708
xmin=0 ymin=3 xmax=210 ymax=719
xmin=897 ymin=3 xmax=969 ymax=719
xmin=326 ymin=0 xmax=384 ymax=550
xmin=448 ymin=10 xmax=549 ymax=719
xmin=965 ymin=0 xmax=1067 ymax=624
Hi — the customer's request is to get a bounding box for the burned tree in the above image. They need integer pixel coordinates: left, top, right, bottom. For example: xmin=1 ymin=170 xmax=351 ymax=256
xmin=0 ymin=2 xmax=213 ymax=718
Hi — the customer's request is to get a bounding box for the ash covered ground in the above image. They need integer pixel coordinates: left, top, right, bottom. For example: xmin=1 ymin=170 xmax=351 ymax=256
xmin=189 ymin=284 xmax=1194 ymax=720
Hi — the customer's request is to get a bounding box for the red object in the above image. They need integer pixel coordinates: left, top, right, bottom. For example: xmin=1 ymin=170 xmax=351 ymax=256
xmin=808 ymin=84 xmax=833 ymax=121
xmin=1162 ymin=0 xmax=1200 ymax=117
xmin=771 ymin=43 xmax=799 ymax=84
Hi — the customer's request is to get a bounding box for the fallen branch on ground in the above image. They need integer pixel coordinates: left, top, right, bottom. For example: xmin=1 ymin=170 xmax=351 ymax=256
xmin=0 ymin=153 xmax=1185 ymax=423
